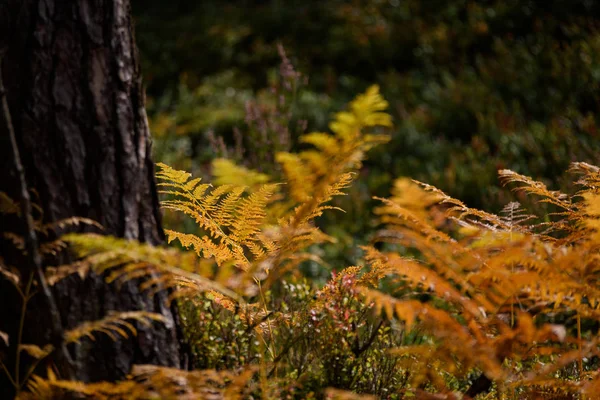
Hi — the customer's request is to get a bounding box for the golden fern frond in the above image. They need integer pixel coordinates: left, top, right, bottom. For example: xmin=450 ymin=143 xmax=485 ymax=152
xmin=329 ymin=84 xmax=392 ymax=140
xmin=514 ymin=339 xmax=600 ymax=387
xmin=20 ymin=374 xmax=137 ymax=400
xmin=230 ymin=183 xmax=279 ymax=244
xmin=362 ymin=247 xmax=485 ymax=317
xmin=412 ymin=179 xmax=530 ymax=234
xmin=359 ymin=288 xmax=506 ymax=381
xmin=212 ymin=158 xmax=271 ymax=188
xmin=45 ymin=261 xmax=90 ymax=286
xmin=275 ymin=152 xmax=313 ymax=202
xmin=19 ymin=344 xmax=53 ymax=359
xmin=18 ymin=374 xmax=56 ymax=400
xmin=64 ymin=311 xmax=167 ymax=344
xmin=155 ymin=86 xmax=392 ymax=288
xmin=499 ymin=169 xmax=574 ymax=211
xmin=363 ymin=163 xmax=600 ymax=396
xmin=164 ymin=230 xmax=236 ymax=267
xmin=300 ymin=132 xmax=338 ymax=154
xmin=276 ymin=85 xmax=391 ymax=227
xmin=39 ymin=239 xmax=68 ymax=256
xmin=38 ymin=217 xmax=103 ymax=236
xmin=157 ymin=163 xmax=279 ymax=270
xmin=63 ymin=233 xmax=243 ymax=302
xmin=569 ymin=161 xmax=600 ymax=189
xmin=373 ymin=196 xmax=455 ymax=244
xmin=131 ymin=364 xmax=255 ymax=399
xmin=581 ymin=191 xmax=600 ymax=241
xmin=324 ymin=388 xmax=377 ymax=400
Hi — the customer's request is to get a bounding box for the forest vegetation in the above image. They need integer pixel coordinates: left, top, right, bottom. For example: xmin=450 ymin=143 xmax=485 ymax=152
xmin=1 ymin=1 xmax=600 ymax=399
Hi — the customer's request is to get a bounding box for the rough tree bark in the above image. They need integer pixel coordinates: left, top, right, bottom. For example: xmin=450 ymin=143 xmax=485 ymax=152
xmin=0 ymin=0 xmax=189 ymax=396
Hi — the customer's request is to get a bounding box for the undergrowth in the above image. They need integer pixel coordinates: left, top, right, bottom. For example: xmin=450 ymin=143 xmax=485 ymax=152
xmin=2 ymin=86 xmax=600 ymax=399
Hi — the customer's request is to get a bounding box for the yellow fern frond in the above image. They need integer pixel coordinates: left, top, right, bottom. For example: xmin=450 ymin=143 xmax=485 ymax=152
xmin=157 ymin=163 xmax=279 ymax=271
xmin=155 ymin=86 xmax=392 ymax=289
xmin=329 ymin=84 xmax=392 ymax=140
xmin=64 ymin=311 xmax=167 ymax=344
xmin=276 ymin=85 xmax=391 ymax=225
xmin=212 ymin=158 xmax=270 ymax=188
xmin=19 ymin=344 xmax=53 ymax=359
xmin=20 ymin=375 xmax=137 ymax=400
xmin=275 ymin=152 xmax=313 ymax=202
xmin=63 ymin=233 xmax=243 ymax=302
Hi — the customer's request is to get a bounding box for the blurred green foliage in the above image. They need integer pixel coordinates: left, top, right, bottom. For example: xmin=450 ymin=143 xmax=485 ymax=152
xmin=134 ymin=0 xmax=600 ymax=271
xmin=135 ymin=0 xmax=600 ymax=204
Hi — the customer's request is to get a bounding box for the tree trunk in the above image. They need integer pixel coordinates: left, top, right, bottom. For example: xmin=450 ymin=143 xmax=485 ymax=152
xmin=0 ymin=0 xmax=189 ymax=396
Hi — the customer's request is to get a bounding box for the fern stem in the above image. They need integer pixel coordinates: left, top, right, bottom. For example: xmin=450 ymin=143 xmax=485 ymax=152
xmin=14 ymin=272 xmax=33 ymax=389
xmin=577 ymin=311 xmax=583 ymax=379
xmin=256 ymin=279 xmax=275 ymax=362
xmin=0 ymin=359 xmax=16 ymax=388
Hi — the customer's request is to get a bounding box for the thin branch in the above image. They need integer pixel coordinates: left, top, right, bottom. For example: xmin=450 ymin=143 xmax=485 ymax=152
xmin=0 ymin=359 xmax=16 ymax=388
xmin=0 ymin=54 xmax=75 ymax=380
xmin=354 ymin=320 xmax=384 ymax=357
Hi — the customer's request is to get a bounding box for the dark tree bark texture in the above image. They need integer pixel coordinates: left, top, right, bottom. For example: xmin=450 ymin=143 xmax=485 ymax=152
xmin=0 ymin=0 xmax=188 ymax=396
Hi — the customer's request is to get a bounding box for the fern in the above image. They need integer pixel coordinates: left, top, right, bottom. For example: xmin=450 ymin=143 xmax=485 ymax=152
xmin=359 ymin=162 xmax=600 ymax=396
xmin=62 ymin=233 xmax=242 ymax=303
xmin=64 ymin=311 xmax=167 ymax=344
xmin=212 ymin=158 xmax=271 ymax=189
xmin=19 ymin=364 xmax=256 ymax=400
xmin=157 ymin=162 xmax=279 ymax=271
xmin=156 ymin=85 xmax=392 ymax=290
